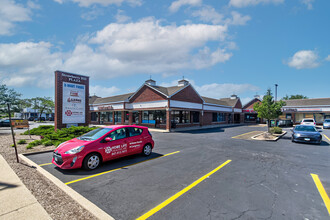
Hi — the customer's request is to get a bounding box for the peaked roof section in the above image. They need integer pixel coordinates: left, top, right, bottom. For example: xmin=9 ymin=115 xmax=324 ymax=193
xmin=148 ymin=85 xmax=185 ymax=97
xmin=202 ymin=96 xmax=231 ymax=106
xmin=243 ymin=98 xmax=261 ymax=109
xmin=283 ymin=98 xmax=330 ymax=107
xmin=89 ymin=95 xmax=101 ymax=104
xmin=91 ymin=93 xmax=134 ymax=105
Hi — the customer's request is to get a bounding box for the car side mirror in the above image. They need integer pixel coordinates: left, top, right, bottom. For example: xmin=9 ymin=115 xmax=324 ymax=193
xmin=105 ymin=137 xmax=112 ymax=142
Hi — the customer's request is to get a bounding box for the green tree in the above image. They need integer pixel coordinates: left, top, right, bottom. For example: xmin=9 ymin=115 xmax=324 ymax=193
xmin=29 ymin=97 xmax=54 ymax=121
xmin=282 ymin=94 xmax=308 ymax=100
xmin=254 ymin=89 xmax=286 ymax=132
xmin=0 ymin=84 xmax=22 ymax=117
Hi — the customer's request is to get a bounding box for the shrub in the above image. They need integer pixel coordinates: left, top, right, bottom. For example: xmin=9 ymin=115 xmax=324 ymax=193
xmin=18 ymin=139 xmax=27 ymax=144
xmin=26 ymin=140 xmax=43 ymax=149
xmin=43 ymin=140 xmax=53 ymax=146
xmin=270 ymin=127 xmax=282 ymax=134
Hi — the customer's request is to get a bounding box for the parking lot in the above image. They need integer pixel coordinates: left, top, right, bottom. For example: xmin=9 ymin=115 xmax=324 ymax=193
xmin=26 ymin=125 xmax=330 ymax=220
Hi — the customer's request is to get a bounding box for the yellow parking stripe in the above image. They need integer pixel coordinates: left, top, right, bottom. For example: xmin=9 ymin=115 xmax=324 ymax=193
xmin=39 ymin=162 xmax=53 ymax=167
xmin=65 ymin=151 xmax=180 ymax=185
xmin=136 ymin=160 xmax=231 ymax=220
xmin=323 ymin=134 xmax=330 ymax=142
xmin=232 ymin=131 xmax=259 ymax=139
xmin=311 ymin=173 xmax=330 ymax=216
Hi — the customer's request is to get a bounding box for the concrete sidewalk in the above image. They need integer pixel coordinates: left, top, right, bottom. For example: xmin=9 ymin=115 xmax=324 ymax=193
xmin=0 ymin=155 xmax=51 ymax=220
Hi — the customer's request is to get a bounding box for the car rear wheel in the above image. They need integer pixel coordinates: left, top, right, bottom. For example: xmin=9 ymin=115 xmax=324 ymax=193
xmin=83 ymin=153 xmax=101 ymax=170
xmin=142 ymin=144 xmax=152 ymax=156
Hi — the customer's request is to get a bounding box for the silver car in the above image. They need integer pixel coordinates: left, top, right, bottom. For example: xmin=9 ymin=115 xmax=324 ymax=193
xmin=323 ymin=119 xmax=330 ymax=129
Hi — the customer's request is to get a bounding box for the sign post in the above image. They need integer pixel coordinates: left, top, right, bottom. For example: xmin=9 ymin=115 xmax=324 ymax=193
xmin=7 ymin=103 xmax=19 ymax=163
xmin=55 ymin=71 xmax=90 ymax=131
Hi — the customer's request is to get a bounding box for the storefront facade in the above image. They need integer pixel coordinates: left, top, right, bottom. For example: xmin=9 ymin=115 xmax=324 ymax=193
xmin=89 ymin=79 xmax=243 ymax=131
xmin=282 ymin=98 xmax=330 ymax=124
xmin=242 ymin=97 xmax=262 ymax=123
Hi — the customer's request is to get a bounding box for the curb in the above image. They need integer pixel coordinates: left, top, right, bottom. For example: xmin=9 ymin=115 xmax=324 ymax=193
xmin=251 ymin=131 xmax=287 ymax=141
xmin=19 ymin=154 xmax=115 ymax=220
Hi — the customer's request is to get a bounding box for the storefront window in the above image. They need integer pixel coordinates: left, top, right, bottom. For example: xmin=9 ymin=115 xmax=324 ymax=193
xmin=133 ymin=111 xmax=139 ymax=123
xmin=191 ymin=111 xmax=200 ymax=123
xmin=100 ymin=112 xmax=113 ymax=123
xmin=171 ymin=111 xmax=190 ymax=123
xmin=142 ymin=110 xmax=166 ymax=124
xmin=314 ymin=113 xmax=324 ymax=123
xmin=91 ymin=112 xmax=98 ymax=122
xmin=295 ymin=113 xmax=304 ymax=123
xmin=286 ymin=113 xmax=292 ymax=119
xmin=244 ymin=113 xmax=257 ymax=122
xmin=213 ymin=113 xmax=226 ymax=122
xmin=114 ymin=111 xmax=121 ymax=123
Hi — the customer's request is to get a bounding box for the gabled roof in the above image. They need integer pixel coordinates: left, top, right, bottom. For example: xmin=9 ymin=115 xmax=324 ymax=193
xmin=202 ymin=96 xmax=231 ymax=106
xmin=89 ymin=95 xmax=100 ymax=104
xmin=148 ymin=85 xmax=184 ymax=96
xmin=243 ymin=98 xmax=261 ymax=109
xmin=92 ymin=93 xmax=134 ymax=105
xmin=283 ymin=98 xmax=330 ymax=107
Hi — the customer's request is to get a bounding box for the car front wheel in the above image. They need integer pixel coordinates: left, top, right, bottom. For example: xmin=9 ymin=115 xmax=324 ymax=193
xmin=83 ymin=153 xmax=101 ymax=170
xmin=142 ymin=144 xmax=152 ymax=156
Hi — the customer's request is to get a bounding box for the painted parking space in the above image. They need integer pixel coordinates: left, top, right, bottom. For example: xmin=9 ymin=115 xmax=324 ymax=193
xmin=311 ymin=174 xmax=330 ymax=216
xmin=231 ymin=130 xmax=264 ymax=140
xmin=24 ymin=126 xmax=330 ymax=219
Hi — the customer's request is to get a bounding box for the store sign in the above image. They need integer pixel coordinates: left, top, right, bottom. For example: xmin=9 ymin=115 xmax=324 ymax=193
xmin=55 ymin=71 xmax=89 ymax=130
xmin=243 ymin=109 xmax=255 ymax=113
xmin=62 ymin=82 xmax=85 ymax=123
xmin=11 ymin=119 xmax=29 ymax=128
xmin=282 ymin=108 xmax=322 ymax=112
xmin=98 ymin=105 xmax=113 ymax=111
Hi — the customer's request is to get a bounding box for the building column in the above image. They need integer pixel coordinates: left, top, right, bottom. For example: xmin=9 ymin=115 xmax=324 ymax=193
xmin=129 ymin=111 xmax=133 ymax=125
xmin=121 ymin=111 xmax=125 ymax=125
xmin=139 ymin=111 xmax=142 ymax=125
xmin=166 ymin=110 xmax=171 ymax=131
xmin=112 ymin=111 xmax=115 ymax=124
xmin=199 ymin=111 xmax=203 ymax=127
xmin=98 ymin=112 xmax=101 ymax=124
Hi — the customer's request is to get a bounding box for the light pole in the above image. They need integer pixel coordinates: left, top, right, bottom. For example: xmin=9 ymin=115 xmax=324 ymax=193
xmin=275 ymin=84 xmax=278 ymax=102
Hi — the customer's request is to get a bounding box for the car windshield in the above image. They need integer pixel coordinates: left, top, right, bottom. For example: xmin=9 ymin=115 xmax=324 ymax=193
xmin=78 ymin=128 xmax=112 ymax=141
xmin=295 ymin=126 xmax=317 ymax=132
xmin=303 ymin=119 xmax=314 ymax=122
xmin=324 ymin=119 xmax=330 ymax=123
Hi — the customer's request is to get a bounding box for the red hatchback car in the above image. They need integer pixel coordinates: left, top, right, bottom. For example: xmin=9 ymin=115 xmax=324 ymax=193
xmin=52 ymin=125 xmax=154 ymax=170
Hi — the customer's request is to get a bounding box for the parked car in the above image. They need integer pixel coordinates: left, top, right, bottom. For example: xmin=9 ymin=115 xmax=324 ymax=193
xmin=52 ymin=125 xmax=154 ymax=170
xmin=0 ymin=119 xmax=10 ymax=127
xmin=300 ymin=118 xmax=316 ymax=126
xmin=278 ymin=119 xmax=293 ymax=127
xmin=291 ymin=125 xmax=322 ymax=144
xmin=28 ymin=117 xmax=35 ymax=121
xmin=323 ymin=119 xmax=330 ymax=129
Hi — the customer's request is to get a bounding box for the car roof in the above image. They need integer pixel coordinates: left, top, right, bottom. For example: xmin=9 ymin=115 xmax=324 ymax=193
xmin=99 ymin=125 xmax=148 ymax=129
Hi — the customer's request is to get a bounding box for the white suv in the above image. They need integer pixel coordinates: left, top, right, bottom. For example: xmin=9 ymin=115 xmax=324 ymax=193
xmin=301 ymin=118 xmax=316 ymax=126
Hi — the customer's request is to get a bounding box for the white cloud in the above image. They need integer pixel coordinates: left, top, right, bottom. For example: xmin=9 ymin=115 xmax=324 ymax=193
xmin=169 ymin=0 xmax=202 ymax=13
xmin=55 ymin=0 xmax=142 ymax=7
xmin=301 ymin=0 xmax=314 ymax=10
xmin=0 ymin=18 xmax=233 ymax=88
xmin=287 ymin=50 xmax=320 ymax=69
xmin=115 ymin=10 xmax=131 ymax=23
xmin=229 ymin=0 xmax=284 ymax=8
xmin=227 ymin=11 xmax=251 ymax=26
xmin=195 ymin=83 xmax=259 ymax=98
xmin=81 ymin=7 xmax=104 ymax=20
xmin=192 ymin=6 xmax=224 ymax=24
xmin=160 ymin=79 xmax=259 ymax=99
xmin=90 ymin=85 xmax=120 ymax=97
xmin=325 ymin=55 xmax=330 ymax=61
xmin=0 ymin=0 xmax=39 ymax=35
xmin=0 ymin=41 xmax=63 ymax=88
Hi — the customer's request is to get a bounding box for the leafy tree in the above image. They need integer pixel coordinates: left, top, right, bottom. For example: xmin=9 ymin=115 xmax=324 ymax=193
xmin=0 ymin=84 xmax=22 ymax=117
xmin=254 ymin=89 xmax=286 ymax=132
xmin=282 ymin=94 xmax=308 ymax=100
xmin=29 ymin=97 xmax=54 ymax=121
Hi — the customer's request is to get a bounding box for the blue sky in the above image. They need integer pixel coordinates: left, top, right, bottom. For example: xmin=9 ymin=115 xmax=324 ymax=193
xmin=0 ymin=0 xmax=329 ymax=104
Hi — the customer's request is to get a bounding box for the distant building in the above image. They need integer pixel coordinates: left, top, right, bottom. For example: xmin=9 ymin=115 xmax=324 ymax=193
xmin=14 ymin=108 xmax=54 ymax=120
xmin=282 ymin=98 xmax=330 ymax=124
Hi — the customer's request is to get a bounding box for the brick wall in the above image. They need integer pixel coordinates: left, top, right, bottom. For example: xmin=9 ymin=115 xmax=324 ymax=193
xmin=130 ymin=85 xmax=167 ymax=103
xmin=171 ymin=85 xmax=203 ymax=104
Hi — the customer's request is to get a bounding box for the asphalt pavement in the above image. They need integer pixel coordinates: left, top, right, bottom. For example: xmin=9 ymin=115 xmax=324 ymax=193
xmin=26 ymin=125 xmax=330 ymax=220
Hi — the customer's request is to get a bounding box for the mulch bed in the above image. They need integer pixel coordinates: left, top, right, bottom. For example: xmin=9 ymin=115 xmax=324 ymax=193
xmin=0 ymin=133 xmax=96 ymax=220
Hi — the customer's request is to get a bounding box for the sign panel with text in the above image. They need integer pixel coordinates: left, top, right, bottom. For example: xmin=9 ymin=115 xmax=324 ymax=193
xmin=55 ymin=71 xmax=89 ymax=130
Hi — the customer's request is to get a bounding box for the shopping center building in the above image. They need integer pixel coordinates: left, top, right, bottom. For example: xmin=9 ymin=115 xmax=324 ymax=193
xmin=282 ymin=98 xmax=330 ymax=124
xmin=89 ymin=79 xmax=244 ymax=131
